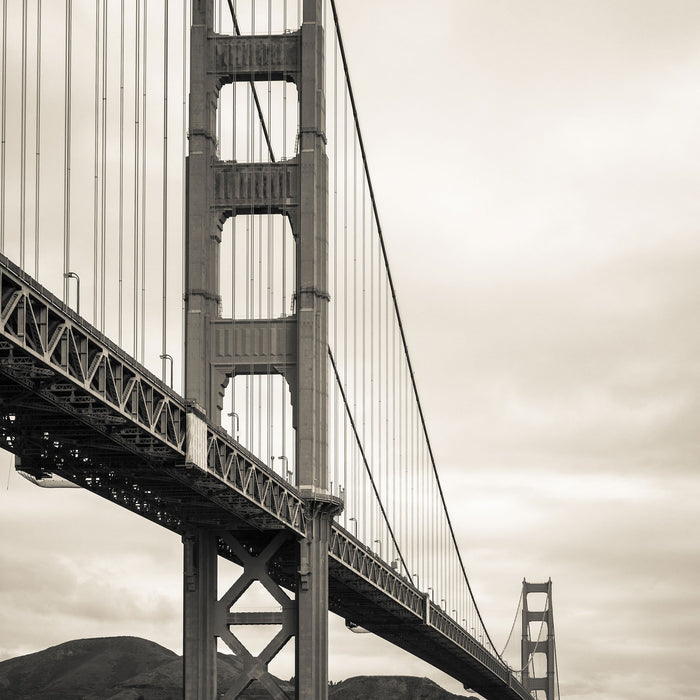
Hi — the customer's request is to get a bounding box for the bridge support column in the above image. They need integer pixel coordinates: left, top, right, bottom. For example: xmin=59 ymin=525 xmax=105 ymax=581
xmin=183 ymin=530 xmax=218 ymax=699
xmin=295 ymin=498 xmax=342 ymax=699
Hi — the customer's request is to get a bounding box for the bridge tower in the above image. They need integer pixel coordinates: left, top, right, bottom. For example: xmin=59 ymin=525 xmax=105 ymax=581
xmin=184 ymin=0 xmax=340 ymax=697
xmin=521 ymin=579 xmax=557 ymax=700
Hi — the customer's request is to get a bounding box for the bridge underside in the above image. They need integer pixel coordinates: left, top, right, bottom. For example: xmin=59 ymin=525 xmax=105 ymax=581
xmin=0 ymin=259 xmax=530 ymax=700
xmin=0 ymin=370 xmax=527 ymax=698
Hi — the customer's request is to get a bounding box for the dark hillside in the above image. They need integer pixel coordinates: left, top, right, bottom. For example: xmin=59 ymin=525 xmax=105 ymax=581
xmin=0 ymin=637 xmax=177 ymax=700
xmin=329 ymin=675 xmax=474 ymax=699
xmin=0 ymin=637 xmax=471 ymax=699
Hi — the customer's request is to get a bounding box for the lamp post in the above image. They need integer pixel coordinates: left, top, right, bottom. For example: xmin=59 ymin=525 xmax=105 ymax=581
xmin=159 ymin=353 xmax=174 ymax=388
xmin=64 ymin=272 xmax=80 ymax=314
xmin=227 ymin=412 xmax=239 ymax=441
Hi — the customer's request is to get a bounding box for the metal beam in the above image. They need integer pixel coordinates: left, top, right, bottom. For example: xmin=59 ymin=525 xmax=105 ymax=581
xmin=210 ymin=32 xmax=300 ymax=85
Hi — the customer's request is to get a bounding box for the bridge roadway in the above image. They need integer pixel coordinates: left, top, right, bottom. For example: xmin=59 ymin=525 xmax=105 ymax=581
xmin=0 ymin=254 xmax=531 ymax=700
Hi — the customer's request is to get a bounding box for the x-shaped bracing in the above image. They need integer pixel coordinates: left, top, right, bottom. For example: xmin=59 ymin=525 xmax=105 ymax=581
xmin=216 ymin=531 xmax=296 ymax=699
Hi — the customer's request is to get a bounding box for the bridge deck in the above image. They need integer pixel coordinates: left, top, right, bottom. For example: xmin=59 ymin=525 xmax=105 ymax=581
xmin=0 ymin=254 xmax=531 ymax=700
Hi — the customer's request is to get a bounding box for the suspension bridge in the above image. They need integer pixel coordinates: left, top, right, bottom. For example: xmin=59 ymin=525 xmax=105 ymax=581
xmin=0 ymin=1 xmax=559 ymax=698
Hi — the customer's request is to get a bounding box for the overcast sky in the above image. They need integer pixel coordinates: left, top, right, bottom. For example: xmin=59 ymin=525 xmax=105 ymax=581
xmin=1 ymin=1 xmax=700 ymax=699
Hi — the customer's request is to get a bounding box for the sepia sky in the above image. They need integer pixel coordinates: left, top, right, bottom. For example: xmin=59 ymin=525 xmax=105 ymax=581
xmin=1 ymin=1 xmax=700 ymax=698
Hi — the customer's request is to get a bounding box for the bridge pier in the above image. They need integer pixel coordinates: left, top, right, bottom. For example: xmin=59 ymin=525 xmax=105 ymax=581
xmin=295 ymin=498 xmax=342 ymax=698
xmin=182 ymin=510 xmax=341 ymax=699
xmin=183 ymin=531 xmax=218 ymax=699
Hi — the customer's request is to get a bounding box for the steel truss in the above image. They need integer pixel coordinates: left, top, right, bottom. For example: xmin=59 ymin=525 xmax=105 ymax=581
xmin=0 ymin=252 xmax=533 ymax=699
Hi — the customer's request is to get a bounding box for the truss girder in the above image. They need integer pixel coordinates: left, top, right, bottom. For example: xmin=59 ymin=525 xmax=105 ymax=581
xmin=0 ymin=254 xmax=306 ymax=536
xmin=325 ymin=526 xmax=533 ymax=700
xmin=0 ymin=256 xmax=186 ymax=458
xmin=0 ymin=252 xmax=532 ymax=699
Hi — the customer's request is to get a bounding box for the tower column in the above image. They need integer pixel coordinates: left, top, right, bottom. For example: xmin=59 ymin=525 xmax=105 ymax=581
xmin=296 ymin=0 xmax=329 ymax=497
xmin=183 ymin=2 xmax=220 ymax=697
xmin=185 ymin=0 xmax=221 ymax=420
xmin=294 ymin=2 xmax=336 ymax=697
xmin=183 ymin=530 xmax=218 ymax=699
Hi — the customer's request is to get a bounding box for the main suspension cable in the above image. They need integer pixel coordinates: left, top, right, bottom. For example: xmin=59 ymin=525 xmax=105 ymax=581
xmin=226 ymin=0 xmax=275 ymax=163
xmin=329 ymin=346 xmax=409 ymax=579
xmin=499 ymin=585 xmax=524 ymax=657
xmin=328 ymin=0 xmax=503 ymax=660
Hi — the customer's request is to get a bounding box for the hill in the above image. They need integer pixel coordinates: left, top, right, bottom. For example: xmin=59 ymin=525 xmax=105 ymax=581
xmin=0 ymin=637 xmax=473 ymax=699
xmin=329 ymin=675 xmax=469 ymax=699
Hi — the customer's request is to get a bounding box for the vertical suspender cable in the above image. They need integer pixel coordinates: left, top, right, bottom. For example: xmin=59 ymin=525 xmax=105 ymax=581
xmin=0 ymin=0 xmax=6 ymax=253
xmin=245 ymin=32 xmax=251 ymax=448
xmin=93 ymin=0 xmax=100 ymax=325
xmin=140 ymin=0 xmax=148 ymax=363
xmin=161 ymin=0 xmax=169 ymax=381
xmin=181 ymin=0 xmax=188 ymax=387
xmin=100 ymin=0 xmax=107 ymax=330
xmin=352 ymin=126 xmax=357 ymax=530
xmin=230 ymin=0 xmax=237 ymax=437
xmin=342 ymin=81 xmax=348 ymax=521
xmin=133 ymin=0 xmax=140 ymax=356
xmin=34 ymin=0 xmax=41 ymax=278
xmin=118 ymin=0 xmax=125 ymax=344
xmin=361 ymin=168 xmax=367 ymax=540
xmin=20 ymin=0 xmax=28 ymax=268
xmin=376 ymin=219 xmax=382 ymax=543
xmin=280 ymin=0 xmax=288 ymax=466
xmin=370 ymin=197 xmax=375 ymax=541
xmin=63 ymin=0 xmax=72 ymax=301
xmin=332 ymin=21 xmax=338 ymax=495
xmin=383 ymin=272 xmax=388 ymax=551
xmin=266 ymin=0 xmax=272 ymax=467
xmin=216 ymin=0 xmax=221 ymax=155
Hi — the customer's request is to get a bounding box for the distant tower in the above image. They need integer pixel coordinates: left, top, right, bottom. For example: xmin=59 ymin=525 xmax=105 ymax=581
xmin=521 ymin=579 xmax=557 ymax=699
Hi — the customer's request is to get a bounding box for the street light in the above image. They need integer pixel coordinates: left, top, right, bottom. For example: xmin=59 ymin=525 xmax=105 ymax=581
xmin=227 ymin=412 xmax=239 ymax=441
xmin=275 ymin=455 xmax=291 ymax=482
xmin=373 ymin=539 xmax=381 ymax=558
xmin=159 ymin=353 xmax=174 ymax=388
xmin=64 ymin=272 xmax=80 ymax=314
xmin=348 ymin=517 xmax=357 ymax=537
